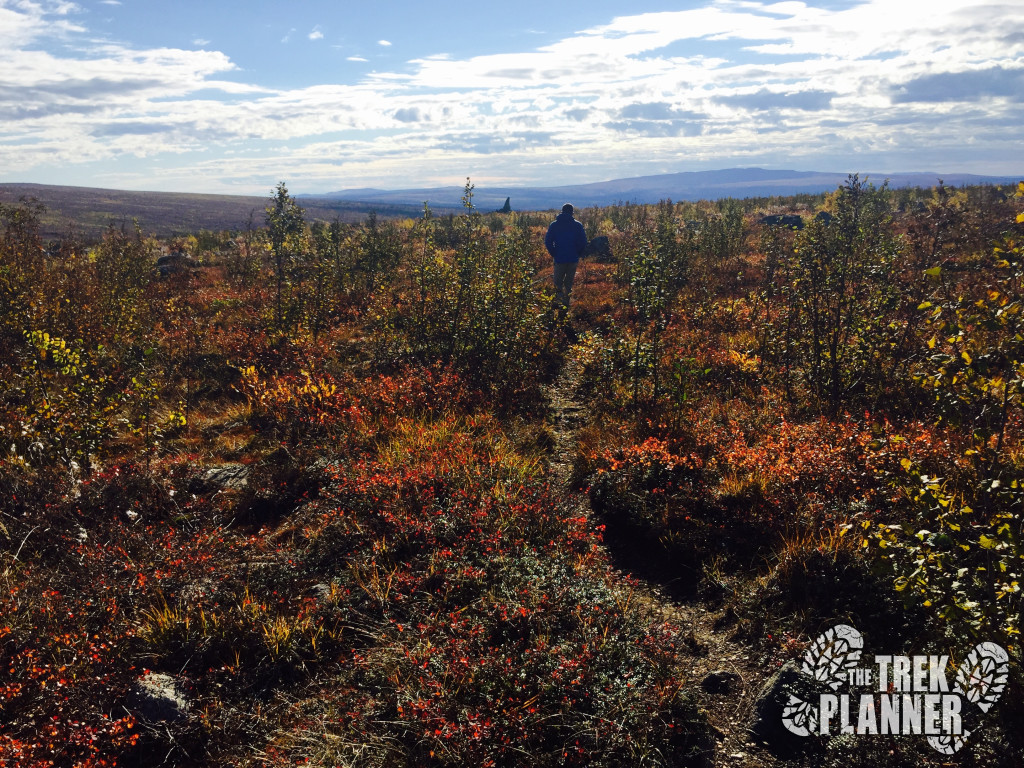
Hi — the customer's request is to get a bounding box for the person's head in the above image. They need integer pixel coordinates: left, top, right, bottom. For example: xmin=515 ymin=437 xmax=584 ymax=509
xmin=561 ymin=203 xmax=574 ymax=216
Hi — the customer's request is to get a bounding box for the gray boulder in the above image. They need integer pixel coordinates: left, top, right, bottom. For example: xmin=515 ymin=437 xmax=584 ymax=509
xmin=749 ymin=661 xmax=819 ymax=756
xmin=585 ymin=235 xmax=612 ymax=260
xmin=155 ymin=251 xmax=198 ymax=277
xmin=760 ymin=214 xmax=804 ymax=230
xmin=190 ymin=463 xmax=250 ymax=493
xmin=126 ymin=672 xmax=190 ymax=723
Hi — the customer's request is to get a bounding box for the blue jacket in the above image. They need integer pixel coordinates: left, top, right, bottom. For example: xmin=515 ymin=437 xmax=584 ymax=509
xmin=545 ymin=213 xmax=587 ymax=264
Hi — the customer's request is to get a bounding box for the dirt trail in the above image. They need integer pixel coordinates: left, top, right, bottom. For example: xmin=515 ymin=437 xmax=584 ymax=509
xmin=544 ymin=342 xmax=781 ymax=768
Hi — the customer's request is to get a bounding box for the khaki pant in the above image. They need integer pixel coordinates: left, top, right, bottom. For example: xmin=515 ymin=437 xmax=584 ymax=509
xmin=553 ymin=260 xmax=578 ymax=308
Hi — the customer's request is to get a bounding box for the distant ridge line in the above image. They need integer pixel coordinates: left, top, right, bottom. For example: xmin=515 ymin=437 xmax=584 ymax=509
xmin=0 ymin=183 xmax=453 ymax=240
xmin=302 ymin=167 xmax=1022 ymax=211
xmin=3 ymin=167 xmax=1020 ymax=240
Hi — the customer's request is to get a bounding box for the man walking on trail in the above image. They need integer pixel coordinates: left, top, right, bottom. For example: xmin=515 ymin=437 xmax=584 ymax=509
xmin=545 ymin=203 xmax=588 ymax=309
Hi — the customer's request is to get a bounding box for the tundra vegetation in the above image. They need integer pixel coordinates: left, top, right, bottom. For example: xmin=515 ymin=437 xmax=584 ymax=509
xmin=0 ymin=177 xmax=1022 ymax=767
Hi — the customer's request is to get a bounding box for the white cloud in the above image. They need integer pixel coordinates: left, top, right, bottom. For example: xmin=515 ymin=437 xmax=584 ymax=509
xmin=0 ymin=0 xmax=84 ymax=50
xmin=377 ymin=39 xmax=392 ymax=46
xmin=1 ymin=0 xmax=1022 ymax=191
xmin=193 ymin=38 xmax=210 ymax=46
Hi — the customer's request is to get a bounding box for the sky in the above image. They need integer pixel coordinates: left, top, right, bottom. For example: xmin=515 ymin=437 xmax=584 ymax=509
xmin=1 ymin=0 xmax=1023 ymax=194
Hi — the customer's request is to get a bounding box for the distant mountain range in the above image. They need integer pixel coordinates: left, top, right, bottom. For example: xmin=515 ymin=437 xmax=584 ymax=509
xmin=303 ymin=168 xmax=1023 ymax=211
xmin=3 ymin=168 xmax=1020 ymax=241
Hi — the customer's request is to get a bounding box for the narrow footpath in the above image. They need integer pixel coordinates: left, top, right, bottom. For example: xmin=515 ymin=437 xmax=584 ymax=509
xmin=544 ymin=342 xmax=781 ymax=768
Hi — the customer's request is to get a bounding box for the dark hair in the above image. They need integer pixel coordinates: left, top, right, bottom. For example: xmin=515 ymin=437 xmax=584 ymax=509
xmin=561 ymin=203 xmax=574 ymax=214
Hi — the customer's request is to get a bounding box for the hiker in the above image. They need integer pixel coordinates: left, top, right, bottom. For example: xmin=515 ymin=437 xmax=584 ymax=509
xmin=545 ymin=203 xmax=588 ymax=308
